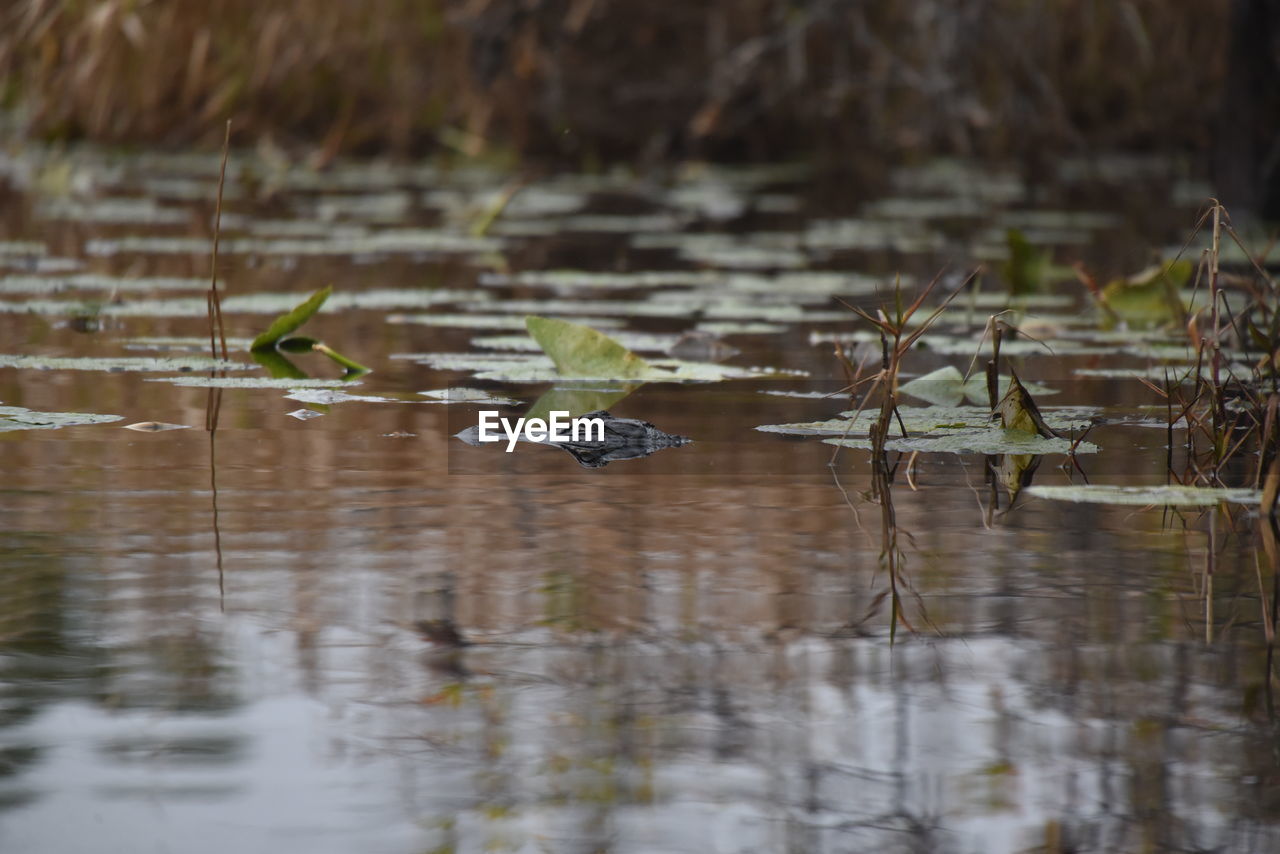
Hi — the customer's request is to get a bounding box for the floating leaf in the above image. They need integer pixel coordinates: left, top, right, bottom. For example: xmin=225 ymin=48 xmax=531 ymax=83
xmin=122 ymin=421 xmax=190 ymax=432
xmin=149 ymin=376 xmax=359 ymax=389
xmin=756 ymin=404 xmax=1096 ymax=436
xmin=251 ymin=285 xmax=332 ymax=350
xmin=0 ymin=354 xmax=250 ymax=373
xmin=825 ymin=428 xmax=1096 ymax=455
xmin=283 ymin=389 xmax=395 ymax=404
xmin=417 ymin=388 xmax=522 ymax=405
xmin=1100 ymin=260 xmax=1191 ymax=327
xmin=898 ymin=366 xmax=1056 ymax=407
xmin=397 ymin=351 xmax=794 ymax=383
xmin=287 ymin=409 xmax=325 ymax=421
xmin=0 ymin=406 xmax=123 ymax=432
xmin=525 ymin=316 xmax=652 ymax=379
xmin=1026 ymin=485 xmax=1261 ymax=506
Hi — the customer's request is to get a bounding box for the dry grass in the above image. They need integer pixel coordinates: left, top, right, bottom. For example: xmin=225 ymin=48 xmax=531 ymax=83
xmin=0 ymin=1 xmax=1233 ymax=163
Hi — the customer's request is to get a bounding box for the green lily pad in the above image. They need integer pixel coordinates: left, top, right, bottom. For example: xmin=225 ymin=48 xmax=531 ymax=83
xmin=898 ymin=366 xmax=1057 ymax=407
xmin=0 ymin=405 xmax=123 ymax=432
xmin=525 ymin=316 xmax=652 ymax=379
xmin=1101 ymin=260 xmax=1193 ymax=327
xmin=1025 ymin=485 xmax=1261 ymax=506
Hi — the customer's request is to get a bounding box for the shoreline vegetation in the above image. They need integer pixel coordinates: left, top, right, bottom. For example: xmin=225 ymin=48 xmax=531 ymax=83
xmin=0 ymin=1 xmax=1236 ymax=169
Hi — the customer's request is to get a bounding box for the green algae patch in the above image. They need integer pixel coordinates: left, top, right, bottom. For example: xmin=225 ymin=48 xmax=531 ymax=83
xmin=1025 ymin=485 xmax=1261 ymax=506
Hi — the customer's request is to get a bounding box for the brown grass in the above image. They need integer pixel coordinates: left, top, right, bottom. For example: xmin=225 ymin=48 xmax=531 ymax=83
xmin=0 ymin=0 xmax=1233 ymax=163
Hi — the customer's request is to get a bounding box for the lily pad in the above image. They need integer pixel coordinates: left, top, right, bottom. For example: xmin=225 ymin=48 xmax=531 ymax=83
xmin=283 ymin=389 xmax=395 ymax=404
xmin=756 ymin=404 xmax=1096 ymax=437
xmin=1101 ymin=260 xmax=1193 ymax=327
xmin=0 ymin=274 xmax=210 ymax=295
xmin=474 ymin=330 xmax=680 ymax=354
xmin=150 ymin=376 xmax=360 ymax=389
xmin=1025 ymin=485 xmax=1261 ymax=506
xmin=825 ymin=428 xmax=1096 ymax=455
xmin=400 ymin=351 xmax=796 ymax=383
xmin=387 ymin=313 xmax=625 ymax=331
xmin=0 ymin=354 xmax=250 ymax=373
xmin=417 ymin=388 xmax=521 ymax=405
xmin=898 ymin=366 xmax=1057 ymax=407
xmin=0 ymin=405 xmax=123 ymax=432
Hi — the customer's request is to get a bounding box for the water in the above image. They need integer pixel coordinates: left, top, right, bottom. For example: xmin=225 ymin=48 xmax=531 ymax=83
xmin=0 ymin=148 xmax=1277 ymax=853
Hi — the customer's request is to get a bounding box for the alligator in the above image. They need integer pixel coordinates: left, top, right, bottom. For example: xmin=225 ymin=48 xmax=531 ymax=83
xmin=455 ymin=409 xmax=691 ymax=468
xmin=550 ymin=410 xmax=692 ymax=468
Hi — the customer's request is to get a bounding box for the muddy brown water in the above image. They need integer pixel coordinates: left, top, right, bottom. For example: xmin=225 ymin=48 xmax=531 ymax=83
xmin=0 ymin=149 xmax=1277 ymax=853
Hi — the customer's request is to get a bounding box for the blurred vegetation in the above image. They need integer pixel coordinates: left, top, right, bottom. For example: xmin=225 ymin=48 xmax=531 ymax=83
xmin=0 ymin=0 xmax=1233 ymax=165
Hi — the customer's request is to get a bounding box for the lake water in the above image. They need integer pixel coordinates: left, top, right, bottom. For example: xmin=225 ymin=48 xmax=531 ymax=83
xmin=1 ymin=148 xmax=1277 ymax=853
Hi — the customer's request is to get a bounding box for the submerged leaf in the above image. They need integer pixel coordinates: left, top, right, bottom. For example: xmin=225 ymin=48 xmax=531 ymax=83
xmin=525 ymin=316 xmax=651 ymax=379
xmin=250 ymin=285 xmax=332 ymax=351
xmin=1002 ymin=229 xmax=1051 ymax=295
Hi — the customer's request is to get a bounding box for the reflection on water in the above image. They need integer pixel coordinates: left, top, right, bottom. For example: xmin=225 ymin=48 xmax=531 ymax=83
xmin=2 ymin=394 xmax=1277 ymax=853
xmin=0 ymin=150 xmax=1278 ymax=852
